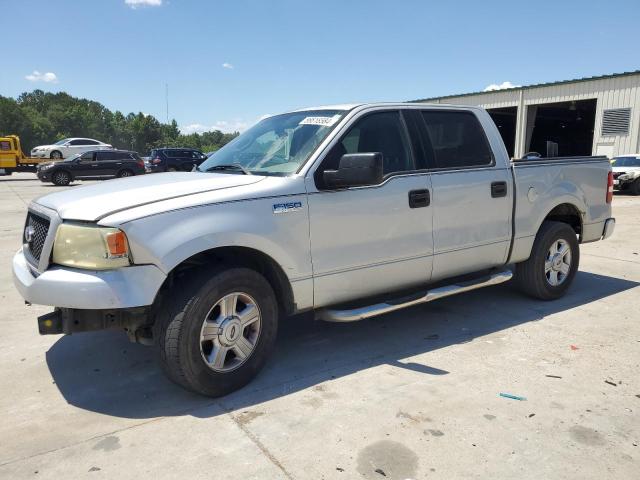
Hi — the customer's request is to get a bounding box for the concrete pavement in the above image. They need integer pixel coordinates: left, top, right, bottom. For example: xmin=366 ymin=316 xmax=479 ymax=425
xmin=0 ymin=173 xmax=638 ymax=479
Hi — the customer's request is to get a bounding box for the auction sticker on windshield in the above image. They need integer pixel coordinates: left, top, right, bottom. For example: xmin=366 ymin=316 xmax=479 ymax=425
xmin=299 ymin=115 xmax=341 ymax=127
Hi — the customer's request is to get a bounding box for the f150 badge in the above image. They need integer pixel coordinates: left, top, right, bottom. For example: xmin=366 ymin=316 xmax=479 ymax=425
xmin=273 ymin=201 xmax=303 ymax=214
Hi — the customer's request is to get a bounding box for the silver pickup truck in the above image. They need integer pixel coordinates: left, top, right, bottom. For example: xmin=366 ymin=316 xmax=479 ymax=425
xmin=13 ymin=103 xmax=615 ymax=396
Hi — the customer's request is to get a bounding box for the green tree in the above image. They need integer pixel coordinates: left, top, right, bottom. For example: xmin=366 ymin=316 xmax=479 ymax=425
xmin=0 ymin=90 xmax=239 ymax=154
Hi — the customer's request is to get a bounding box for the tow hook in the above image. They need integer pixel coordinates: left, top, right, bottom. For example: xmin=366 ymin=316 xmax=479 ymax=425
xmin=37 ymin=309 xmax=63 ymax=335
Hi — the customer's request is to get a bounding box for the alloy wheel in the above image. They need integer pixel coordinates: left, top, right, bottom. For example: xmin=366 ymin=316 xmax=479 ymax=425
xmin=545 ymin=239 xmax=572 ymax=286
xmin=199 ymin=292 xmax=262 ymax=372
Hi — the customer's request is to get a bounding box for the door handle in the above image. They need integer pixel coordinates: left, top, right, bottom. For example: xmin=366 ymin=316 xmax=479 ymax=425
xmin=491 ymin=181 xmax=507 ymax=198
xmin=409 ymin=189 xmax=430 ymax=208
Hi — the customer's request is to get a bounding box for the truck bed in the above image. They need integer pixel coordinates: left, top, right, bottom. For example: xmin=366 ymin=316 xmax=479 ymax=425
xmin=509 ymin=155 xmax=612 ymax=264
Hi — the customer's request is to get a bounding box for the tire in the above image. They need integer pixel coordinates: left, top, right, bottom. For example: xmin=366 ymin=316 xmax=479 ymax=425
xmin=515 ymin=221 xmax=580 ymax=300
xmin=630 ymin=179 xmax=640 ymax=196
xmin=154 ymin=267 xmax=278 ymax=397
xmin=167 ymin=166 xmax=177 ymax=172
xmin=51 ymin=170 xmax=71 ymax=186
xmin=50 ymin=150 xmax=63 ymax=160
xmin=117 ymin=169 xmax=134 ymax=178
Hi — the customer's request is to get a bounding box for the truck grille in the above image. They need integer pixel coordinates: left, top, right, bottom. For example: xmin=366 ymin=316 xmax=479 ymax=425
xmin=24 ymin=212 xmax=50 ymax=265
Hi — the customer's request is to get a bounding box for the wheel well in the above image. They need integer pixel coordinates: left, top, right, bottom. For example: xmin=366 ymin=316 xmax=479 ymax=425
xmin=161 ymin=247 xmax=295 ymax=316
xmin=543 ymin=203 xmax=582 ymax=236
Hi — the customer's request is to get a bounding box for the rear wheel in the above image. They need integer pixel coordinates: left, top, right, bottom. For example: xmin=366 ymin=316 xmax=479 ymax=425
xmin=154 ymin=267 xmax=278 ymax=397
xmin=117 ymin=169 xmax=134 ymax=178
xmin=515 ymin=221 xmax=579 ymax=300
xmin=51 ymin=170 xmax=71 ymax=186
xmin=50 ymin=150 xmax=62 ymax=160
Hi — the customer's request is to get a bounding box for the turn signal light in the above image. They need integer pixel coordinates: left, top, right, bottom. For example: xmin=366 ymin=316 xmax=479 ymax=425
xmin=606 ymin=171 xmax=613 ymax=204
xmin=105 ymin=231 xmax=128 ymax=257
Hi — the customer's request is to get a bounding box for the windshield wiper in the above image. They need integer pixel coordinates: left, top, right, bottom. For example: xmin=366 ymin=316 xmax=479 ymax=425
xmin=203 ymin=164 xmax=252 ymax=175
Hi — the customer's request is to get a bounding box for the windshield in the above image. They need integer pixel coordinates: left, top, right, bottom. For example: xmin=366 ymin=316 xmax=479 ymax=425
xmin=198 ymin=110 xmax=345 ymax=175
xmin=63 ymin=154 xmax=81 ymax=162
xmin=613 ymin=156 xmax=640 ymax=167
xmin=54 ymin=138 xmax=71 ymax=145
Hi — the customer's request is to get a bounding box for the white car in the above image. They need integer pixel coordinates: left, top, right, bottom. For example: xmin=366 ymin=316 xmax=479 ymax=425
xmin=612 ymin=154 xmax=640 ymax=195
xmin=30 ymin=138 xmax=112 ymax=160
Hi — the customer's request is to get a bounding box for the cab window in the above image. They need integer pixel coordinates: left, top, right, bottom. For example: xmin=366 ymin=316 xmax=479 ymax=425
xmin=321 ymin=111 xmax=413 ymax=178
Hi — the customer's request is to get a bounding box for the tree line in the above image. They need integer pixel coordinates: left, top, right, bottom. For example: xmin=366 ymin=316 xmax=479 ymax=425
xmin=0 ymin=90 xmax=239 ymax=155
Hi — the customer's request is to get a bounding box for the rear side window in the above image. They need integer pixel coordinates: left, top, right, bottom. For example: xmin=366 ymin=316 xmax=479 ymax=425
xmin=420 ymin=111 xmax=493 ymax=169
xmin=96 ymin=151 xmax=116 ymax=161
xmin=166 ymin=150 xmax=185 ymax=158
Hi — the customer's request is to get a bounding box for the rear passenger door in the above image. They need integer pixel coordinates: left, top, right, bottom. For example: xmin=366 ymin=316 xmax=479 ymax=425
xmin=418 ymin=109 xmax=512 ymax=281
xmin=95 ymin=151 xmax=119 ymax=176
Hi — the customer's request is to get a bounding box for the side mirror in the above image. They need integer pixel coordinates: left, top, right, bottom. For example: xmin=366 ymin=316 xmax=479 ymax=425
xmin=323 ymin=153 xmax=384 ymax=189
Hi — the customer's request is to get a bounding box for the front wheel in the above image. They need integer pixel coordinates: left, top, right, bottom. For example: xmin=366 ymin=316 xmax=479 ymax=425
xmin=630 ymin=179 xmax=640 ymax=196
xmin=154 ymin=267 xmax=278 ymax=397
xmin=50 ymin=150 xmax=63 ymax=160
xmin=52 ymin=170 xmax=71 ymax=186
xmin=515 ymin=221 xmax=580 ymax=300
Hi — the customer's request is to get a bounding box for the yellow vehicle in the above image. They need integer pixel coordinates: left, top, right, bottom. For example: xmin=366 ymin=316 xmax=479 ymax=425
xmin=0 ymin=135 xmax=48 ymax=175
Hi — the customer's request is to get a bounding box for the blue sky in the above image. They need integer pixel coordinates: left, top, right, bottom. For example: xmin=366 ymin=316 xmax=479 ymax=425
xmin=4 ymin=0 xmax=639 ymax=133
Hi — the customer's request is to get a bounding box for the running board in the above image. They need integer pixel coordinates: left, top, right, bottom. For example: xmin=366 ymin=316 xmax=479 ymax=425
xmin=316 ymin=270 xmax=513 ymax=323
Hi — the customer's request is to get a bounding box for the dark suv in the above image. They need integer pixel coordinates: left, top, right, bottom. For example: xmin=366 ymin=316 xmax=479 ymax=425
xmin=149 ymin=148 xmax=208 ymax=173
xmin=37 ymin=150 xmax=145 ymax=186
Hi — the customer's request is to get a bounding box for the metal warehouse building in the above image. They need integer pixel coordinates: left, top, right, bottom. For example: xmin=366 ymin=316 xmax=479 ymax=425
xmin=417 ymin=70 xmax=640 ymax=159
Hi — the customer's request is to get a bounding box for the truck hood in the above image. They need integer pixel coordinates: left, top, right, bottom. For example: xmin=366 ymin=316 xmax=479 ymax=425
xmin=35 ymin=172 xmax=264 ymax=221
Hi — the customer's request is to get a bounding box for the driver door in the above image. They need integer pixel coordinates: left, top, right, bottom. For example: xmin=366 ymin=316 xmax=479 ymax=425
xmin=306 ymin=110 xmax=433 ymax=308
xmin=75 ymin=152 xmax=99 ymax=177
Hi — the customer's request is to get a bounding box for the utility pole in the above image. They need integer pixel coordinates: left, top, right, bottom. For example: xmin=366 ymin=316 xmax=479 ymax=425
xmin=165 ymin=83 xmax=169 ymax=124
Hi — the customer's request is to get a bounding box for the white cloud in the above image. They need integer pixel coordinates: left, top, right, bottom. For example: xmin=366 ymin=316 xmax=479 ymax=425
xmin=25 ymin=70 xmax=58 ymax=83
xmin=222 ymin=63 xmax=234 ymax=70
xmin=181 ymin=120 xmax=249 ymax=135
xmin=125 ymin=0 xmax=162 ymax=8
xmin=180 ymin=114 xmax=272 ymax=135
xmin=484 ymin=81 xmax=520 ymax=92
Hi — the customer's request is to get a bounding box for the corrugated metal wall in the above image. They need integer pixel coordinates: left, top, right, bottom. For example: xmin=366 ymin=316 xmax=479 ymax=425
xmin=424 ymin=74 xmax=640 ymax=157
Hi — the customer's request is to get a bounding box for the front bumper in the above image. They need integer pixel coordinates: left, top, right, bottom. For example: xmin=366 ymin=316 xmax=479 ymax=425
xmin=36 ymin=170 xmax=51 ymax=181
xmin=12 ymin=248 xmax=166 ymax=309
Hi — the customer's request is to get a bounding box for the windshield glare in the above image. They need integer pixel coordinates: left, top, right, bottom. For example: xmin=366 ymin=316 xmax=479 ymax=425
xmin=54 ymin=138 xmax=70 ymax=145
xmin=198 ymin=110 xmax=345 ymax=175
xmin=613 ymin=156 xmax=640 ymax=167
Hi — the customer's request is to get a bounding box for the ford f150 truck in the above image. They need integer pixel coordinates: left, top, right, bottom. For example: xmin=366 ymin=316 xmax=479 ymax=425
xmin=13 ymin=103 xmax=615 ymax=397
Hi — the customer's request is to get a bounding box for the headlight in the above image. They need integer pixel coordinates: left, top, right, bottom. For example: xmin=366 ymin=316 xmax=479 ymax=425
xmin=40 ymin=163 xmax=54 ymax=170
xmin=618 ymin=174 xmax=630 ymax=181
xmin=52 ymin=224 xmax=131 ymax=270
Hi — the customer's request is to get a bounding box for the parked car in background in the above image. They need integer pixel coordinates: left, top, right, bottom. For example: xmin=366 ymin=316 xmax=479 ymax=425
xmin=148 ymin=148 xmax=207 ymax=172
xmin=612 ymin=154 xmax=640 ymax=194
xmin=37 ymin=149 xmax=145 ymax=185
xmin=140 ymin=156 xmax=152 ymax=173
xmin=31 ymin=138 xmax=113 ymax=160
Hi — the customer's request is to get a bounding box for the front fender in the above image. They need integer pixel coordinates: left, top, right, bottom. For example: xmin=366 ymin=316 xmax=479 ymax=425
xmin=119 ymin=196 xmax=313 ymax=283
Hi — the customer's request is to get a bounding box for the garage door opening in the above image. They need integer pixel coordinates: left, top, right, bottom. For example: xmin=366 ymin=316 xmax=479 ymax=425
xmin=487 ymin=107 xmax=517 ymax=158
xmin=526 ymin=99 xmax=597 ymax=157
